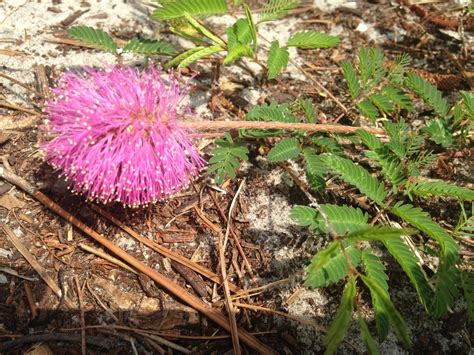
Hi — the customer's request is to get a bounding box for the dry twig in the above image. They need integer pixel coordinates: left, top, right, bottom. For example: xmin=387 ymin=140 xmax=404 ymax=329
xmin=1 ymin=223 xmax=75 ymax=308
xmin=74 ymin=277 xmax=86 ymax=355
xmin=0 ymin=165 xmax=275 ymax=354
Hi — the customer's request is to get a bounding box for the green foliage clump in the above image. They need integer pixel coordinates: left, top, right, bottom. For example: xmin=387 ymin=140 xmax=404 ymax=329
xmin=152 ymin=0 xmax=339 ymax=79
xmin=207 ymin=45 xmax=473 ymax=354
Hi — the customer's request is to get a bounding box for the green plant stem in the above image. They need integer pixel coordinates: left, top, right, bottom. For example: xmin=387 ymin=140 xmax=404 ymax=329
xmin=181 ymin=120 xmax=385 ymax=135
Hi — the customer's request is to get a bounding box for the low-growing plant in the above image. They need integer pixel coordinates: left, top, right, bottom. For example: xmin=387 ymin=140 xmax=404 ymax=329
xmin=153 ymin=0 xmax=340 ymax=77
xmin=207 ymin=47 xmax=474 ymax=353
xmin=68 ymin=0 xmax=340 ymax=79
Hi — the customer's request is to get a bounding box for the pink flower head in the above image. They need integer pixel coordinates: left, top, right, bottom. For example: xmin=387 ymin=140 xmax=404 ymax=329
xmin=42 ymin=65 xmax=205 ymax=206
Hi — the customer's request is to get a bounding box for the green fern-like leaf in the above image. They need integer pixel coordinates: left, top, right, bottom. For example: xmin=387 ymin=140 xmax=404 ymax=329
xmin=356 ymin=130 xmax=406 ymax=188
xmin=388 ymin=52 xmax=411 ymax=84
xmin=266 ymin=40 xmax=289 ymax=79
xmin=182 ymin=12 xmax=225 ymax=45
xmin=460 ymin=90 xmax=474 ymax=118
xmin=361 ymin=250 xmax=390 ymax=342
xmin=258 ymin=0 xmax=300 ymax=23
xmin=166 ymin=46 xmax=207 ymax=68
xmin=290 ymin=204 xmax=369 ymax=235
xmin=207 ymin=133 xmax=249 ymax=184
xmin=224 ymin=18 xmax=254 ymax=64
xmin=357 ymin=313 xmax=380 ymax=355
xmin=321 ymin=204 xmax=369 ymax=235
xmin=383 ymin=237 xmax=433 ymax=310
xmin=240 ymin=102 xmax=296 ymax=138
xmin=356 ymin=129 xmax=383 ymax=151
xmin=243 ymin=3 xmax=258 ymax=53
xmin=303 ymin=148 xmax=326 ymax=191
xmin=296 ymin=98 xmax=316 ymax=123
xmin=153 ymin=0 xmax=228 ymax=20
xmin=287 ymin=31 xmax=340 ymax=49
xmin=424 ymin=118 xmax=453 ymax=147
xmin=381 ymin=86 xmax=413 ymax=111
xmin=179 ymin=45 xmax=223 ymax=68
xmin=369 ymin=94 xmax=395 ymax=114
xmin=341 ymin=60 xmax=361 ymax=100
xmin=122 ymin=38 xmax=175 ymax=55
xmin=405 ymin=73 xmax=449 ymax=117
xmin=360 ymin=274 xmax=411 ymax=347
xmin=461 ymin=271 xmax=474 ymax=320
xmin=358 ymin=48 xmax=386 ymax=88
xmin=290 ymin=205 xmax=321 ymax=231
xmin=357 ymin=99 xmax=379 ymax=120
xmin=430 ymin=264 xmax=460 ymax=318
xmin=306 ymin=245 xmax=361 ymax=288
xmin=267 ymin=138 xmax=301 ymax=162
xmin=391 ymin=203 xmax=459 ymax=268
xmin=68 ymin=26 xmax=117 ymax=53
xmin=347 ymin=225 xmax=417 ymax=242
xmin=408 ymin=178 xmax=474 ymax=201
xmin=310 ymin=137 xmax=344 ymax=156
xmin=324 ymin=276 xmax=356 ymax=355
xmin=321 ymin=154 xmax=387 ymax=205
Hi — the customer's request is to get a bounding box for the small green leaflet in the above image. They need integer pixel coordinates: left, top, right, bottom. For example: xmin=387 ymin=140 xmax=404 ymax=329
xmin=305 ymin=245 xmax=361 ymax=288
xmin=287 ymin=31 xmax=340 ymax=49
xmin=207 ymin=133 xmax=249 ymax=184
xmin=357 ymin=99 xmax=379 ymax=120
xmin=258 ymin=0 xmax=300 ymax=23
xmin=152 ymin=0 xmax=229 ymax=20
xmin=290 ymin=204 xmax=369 ymax=235
xmin=357 ymin=313 xmax=380 ymax=355
xmin=166 ymin=46 xmax=207 ymax=68
xmin=224 ymin=18 xmax=254 ymax=64
xmin=340 ymin=60 xmax=360 ymax=100
xmin=296 ymin=98 xmax=316 ymax=123
xmin=240 ymin=102 xmax=296 ymax=138
xmin=68 ymin=26 xmax=117 ymax=53
xmin=122 ymin=38 xmax=175 ymax=55
xmin=460 ymin=90 xmax=474 ymax=118
xmin=347 ymin=225 xmax=417 ymax=242
xmin=383 ymin=236 xmax=433 ymax=310
xmin=424 ymin=118 xmax=454 ymax=147
xmin=182 ymin=12 xmax=225 ymax=46
xmin=408 ymin=178 xmax=474 ymax=201
xmin=303 ymin=148 xmax=325 ymax=191
xmin=360 ymin=274 xmax=411 ymax=347
xmin=243 ymin=3 xmax=258 ymax=53
xmin=267 ymin=137 xmax=301 ymax=162
xmin=178 ymin=45 xmax=223 ymax=68
xmin=321 ymin=153 xmax=387 ymax=205
xmin=391 ymin=202 xmax=459 ymax=268
xmin=361 ymin=250 xmax=390 ymax=342
xmin=405 ymin=73 xmax=449 ymax=117
xmin=324 ymin=276 xmax=356 ymax=355
xmin=266 ymin=40 xmax=289 ymax=79
xmin=289 ymin=205 xmax=321 ymax=230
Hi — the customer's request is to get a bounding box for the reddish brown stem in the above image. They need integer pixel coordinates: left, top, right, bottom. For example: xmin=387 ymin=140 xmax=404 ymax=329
xmin=180 ymin=120 xmax=384 ymax=135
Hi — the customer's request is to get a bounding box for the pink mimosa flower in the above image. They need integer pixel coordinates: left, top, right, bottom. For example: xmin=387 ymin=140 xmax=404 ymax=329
xmin=42 ymin=66 xmax=204 ymax=206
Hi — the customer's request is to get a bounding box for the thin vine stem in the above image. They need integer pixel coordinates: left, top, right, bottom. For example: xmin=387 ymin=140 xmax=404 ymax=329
xmin=181 ymin=120 xmax=385 ymax=135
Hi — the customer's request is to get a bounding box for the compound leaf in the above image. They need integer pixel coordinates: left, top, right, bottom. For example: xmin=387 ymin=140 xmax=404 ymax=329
xmin=68 ymin=26 xmax=117 ymax=53
xmin=287 ymin=31 xmax=340 ymax=48
xmin=267 ymin=40 xmax=289 ymax=79
xmin=321 ymin=154 xmax=387 ymax=205
xmin=267 ymin=138 xmax=301 ymax=162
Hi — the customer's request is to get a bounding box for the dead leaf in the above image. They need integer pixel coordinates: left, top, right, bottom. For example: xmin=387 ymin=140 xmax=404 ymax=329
xmin=0 ymin=193 xmax=25 ymax=210
xmin=25 ymin=343 xmax=54 ymax=355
